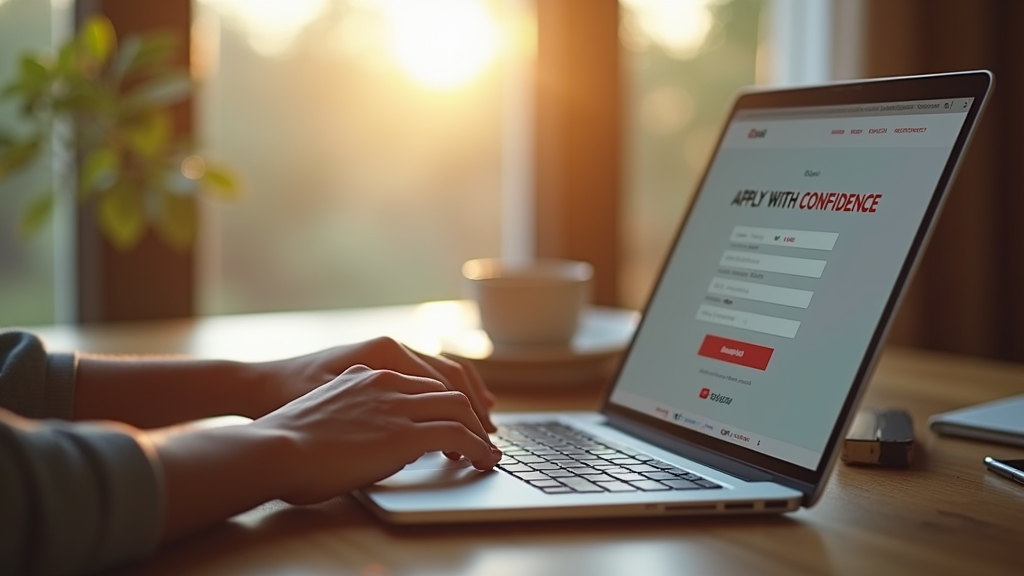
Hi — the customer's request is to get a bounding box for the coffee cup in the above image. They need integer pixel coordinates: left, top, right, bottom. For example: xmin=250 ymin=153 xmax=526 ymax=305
xmin=462 ymin=258 xmax=593 ymax=346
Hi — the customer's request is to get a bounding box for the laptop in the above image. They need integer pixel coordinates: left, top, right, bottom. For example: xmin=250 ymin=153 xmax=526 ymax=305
xmin=357 ymin=71 xmax=993 ymax=522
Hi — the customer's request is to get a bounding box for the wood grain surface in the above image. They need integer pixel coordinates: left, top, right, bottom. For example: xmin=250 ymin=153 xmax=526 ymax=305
xmin=27 ymin=307 xmax=1024 ymax=576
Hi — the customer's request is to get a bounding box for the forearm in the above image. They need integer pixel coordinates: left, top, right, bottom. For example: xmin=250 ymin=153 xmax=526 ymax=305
xmin=76 ymin=356 xmax=270 ymax=428
xmin=151 ymin=423 xmax=296 ymax=543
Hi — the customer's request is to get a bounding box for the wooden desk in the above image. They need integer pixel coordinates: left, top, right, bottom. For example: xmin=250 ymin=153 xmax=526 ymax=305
xmin=28 ymin=305 xmax=1024 ymax=576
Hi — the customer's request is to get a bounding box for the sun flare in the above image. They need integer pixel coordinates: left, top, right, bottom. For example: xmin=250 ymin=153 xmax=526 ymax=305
xmin=381 ymin=0 xmax=499 ymax=90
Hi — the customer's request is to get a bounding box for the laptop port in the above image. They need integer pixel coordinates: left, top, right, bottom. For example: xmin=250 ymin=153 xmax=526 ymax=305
xmin=664 ymin=503 xmax=717 ymax=512
xmin=763 ymin=500 xmax=790 ymax=509
xmin=724 ymin=502 xmax=755 ymax=511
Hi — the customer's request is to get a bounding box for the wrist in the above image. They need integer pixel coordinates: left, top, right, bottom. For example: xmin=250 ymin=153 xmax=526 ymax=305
xmin=230 ymin=361 xmax=281 ymax=420
xmin=154 ymin=422 xmax=299 ymax=542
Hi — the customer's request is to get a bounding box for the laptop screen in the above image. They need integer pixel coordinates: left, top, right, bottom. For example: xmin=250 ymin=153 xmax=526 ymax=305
xmin=609 ymin=93 xmax=976 ymax=471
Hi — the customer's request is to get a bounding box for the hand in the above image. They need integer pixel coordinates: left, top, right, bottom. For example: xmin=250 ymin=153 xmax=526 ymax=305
xmin=252 ymin=337 xmax=497 ymax=432
xmin=253 ymin=364 xmax=502 ymax=505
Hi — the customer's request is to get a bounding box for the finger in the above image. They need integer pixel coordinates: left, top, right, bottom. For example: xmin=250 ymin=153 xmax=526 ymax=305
xmin=403 ymin=390 xmax=493 ymax=447
xmin=342 ymin=365 xmax=448 ymax=395
xmin=439 ymin=352 xmax=496 ymax=408
xmin=413 ymin=421 xmax=501 ymax=470
xmin=364 ymin=339 xmax=496 ymax=434
xmin=420 ymin=352 xmax=497 ymax=433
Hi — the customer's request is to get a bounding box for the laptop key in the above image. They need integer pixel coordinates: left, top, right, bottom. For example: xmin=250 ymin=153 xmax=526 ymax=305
xmin=663 ymin=479 xmax=700 ymax=490
xmin=602 ymin=467 xmax=631 ymax=475
xmin=516 ymin=455 xmax=546 ymax=464
xmin=559 ymin=477 xmax=605 ymax=492
xmin=541 ymin=486 xmax=575 ymax=494
xmin=651 ymin=460 xmax=679 ymax=470
xmin=546 ymin=469 xmax=577 ymax=478
xmin=531 ymin=462 xmax=560 ymax=471
xmin=560 ymin=462 xmax=589 ymax=469
xmin=642 ymin=471 xmax=678 ymax=481
xmin=530 ymin=479 xmax=563 ymax=488
xmin=513 ymin=471 xmax=551 ymax=481
xmin=625 ymin=464 xmax=658 ymax=473
xmin=695 ymin=479 xmax=722 ymax=489
xmin=607 ymin=458 xmax=642 ymax=466
xmin=500 ymin=464 xmax=534 ymax=473
xmin=629 ymin=480 xmax=671 ymax=491
xmin=608 ymin=472 xmax=646 ymax=482
xmin=596 ymin=481 xmax=637 ymax=492
xmin=577 ymin=473 xmax=615 ymax=483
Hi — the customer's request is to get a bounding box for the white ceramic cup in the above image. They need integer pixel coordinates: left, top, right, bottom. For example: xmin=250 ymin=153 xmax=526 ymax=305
xmin=462 ymin=258 xmax=593 ymax=346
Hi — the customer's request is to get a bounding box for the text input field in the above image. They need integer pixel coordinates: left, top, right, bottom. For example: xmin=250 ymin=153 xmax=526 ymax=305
xmin=708 ymin=277 xmax=813 ymax=308
xmin=731 ymin=226 xmax=838 ymax=251
xmin=696 ymin=305 xmax=801 ymax=338
xmin=720 ymin=250 xmax=826 ymax=278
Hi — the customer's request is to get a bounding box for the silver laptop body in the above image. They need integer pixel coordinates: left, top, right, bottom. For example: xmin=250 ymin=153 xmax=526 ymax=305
xmin=357 ymin=71 xmax=992 ymax=523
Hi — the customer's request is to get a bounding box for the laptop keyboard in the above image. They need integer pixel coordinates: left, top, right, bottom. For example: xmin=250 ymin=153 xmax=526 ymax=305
xmin=492 ymin=422 xmax=723 ymax=494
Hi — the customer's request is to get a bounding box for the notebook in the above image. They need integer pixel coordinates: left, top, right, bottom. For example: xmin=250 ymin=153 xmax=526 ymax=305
xmin=930 ymin=394 xmax=1024 ymax=448
xmin=356 ymin=71 xmax=993 ymax=523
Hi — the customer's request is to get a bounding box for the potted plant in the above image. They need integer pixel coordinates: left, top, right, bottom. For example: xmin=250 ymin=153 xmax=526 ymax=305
xmin=0 ymin=14 xmax=236 ymax=251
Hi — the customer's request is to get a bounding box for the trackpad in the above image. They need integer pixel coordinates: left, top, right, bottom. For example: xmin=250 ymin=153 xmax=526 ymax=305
xmin=403 ymin=451 xmax=473 ymax=471
xmin=373 ymin=452 xmax=483 ymax=490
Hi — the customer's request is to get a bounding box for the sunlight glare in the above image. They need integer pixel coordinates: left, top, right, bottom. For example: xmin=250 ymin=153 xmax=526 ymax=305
xmin=199 ymin=0 xmax=328 ymax=56
xmin=621 ymin=0 xmax=718 ymax=60
xmin=380 ymin=0 xmax=499 ymax=90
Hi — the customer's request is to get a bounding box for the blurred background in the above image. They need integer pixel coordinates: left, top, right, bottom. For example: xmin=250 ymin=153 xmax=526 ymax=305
xmin=1 ymin=0 xmax=1022 ymax=363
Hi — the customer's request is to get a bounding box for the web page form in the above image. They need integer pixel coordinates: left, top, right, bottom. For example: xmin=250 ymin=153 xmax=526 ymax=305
xmin=611 ymin=99 xmax=972 ymax=469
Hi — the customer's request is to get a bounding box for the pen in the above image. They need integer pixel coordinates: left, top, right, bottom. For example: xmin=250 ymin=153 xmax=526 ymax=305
xmin=983 ymin=456 xmax=1024 ymax=486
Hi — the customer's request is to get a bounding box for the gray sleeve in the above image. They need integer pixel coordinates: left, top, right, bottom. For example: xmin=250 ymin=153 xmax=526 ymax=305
xmin=0 ymin=331 xmax=163 ymax=576
xmin=0 ymin=331 xmax=77 ymax=419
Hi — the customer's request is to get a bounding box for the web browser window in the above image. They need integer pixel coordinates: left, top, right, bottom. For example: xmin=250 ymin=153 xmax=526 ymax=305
xmin=610 ymin=98 xmax=973 ymax=469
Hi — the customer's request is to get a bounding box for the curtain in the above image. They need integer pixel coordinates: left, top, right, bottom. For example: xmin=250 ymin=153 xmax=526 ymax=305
xmin=864 ymin=0 xmax=1024 ymax=362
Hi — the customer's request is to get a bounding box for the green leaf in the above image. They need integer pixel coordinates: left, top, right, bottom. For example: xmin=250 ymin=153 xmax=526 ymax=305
xmin=96 ymin=183 xmax=145 ymax=250
xmin=56 ymin=42 xmax=78 ymax=76
xmin=113 ymin=33 xmax=177 ymax=80
xmin=18 ymin=55 xmax=50 ymax=91
xmin=80 ymin=16 xmax=117 ymax=67
xmin=199 ymin=163 xmax=241 ymax=201
xmin=110 ymin=35 xmax=141 ymax=82
xmin=125 ymin=72 xmax=192 ymax=107
xmin=18 ymin=191 xmax=53 ymax=238
xmin=156 ymin=193 xmax=196 ymax=251
xmin=80 ymin=146 xmax=120 ymax=196
xmin=125 ymin=112 xmax=171 ymax=159
xmin=0 ymin=138 xmax=42 ymax=181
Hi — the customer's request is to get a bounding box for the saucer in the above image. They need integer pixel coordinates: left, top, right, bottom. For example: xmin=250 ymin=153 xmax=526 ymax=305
xmin=416 ymin=301 xmax=639 ymax=389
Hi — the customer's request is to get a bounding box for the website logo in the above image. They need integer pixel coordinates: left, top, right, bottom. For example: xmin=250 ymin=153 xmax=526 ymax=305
xmin=699 ymin=388 xmax=733 ymax=405
xmin=747 ymin=128 xmax=767 ymax=139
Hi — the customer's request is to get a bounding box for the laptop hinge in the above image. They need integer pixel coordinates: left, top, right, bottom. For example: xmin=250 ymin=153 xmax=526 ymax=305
xmin=604 ymin=412 xmax=815 ymax=497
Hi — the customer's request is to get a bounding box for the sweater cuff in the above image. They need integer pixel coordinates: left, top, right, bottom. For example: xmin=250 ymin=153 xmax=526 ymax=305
xmin=45 ymin=352 xmax=78 ymax=420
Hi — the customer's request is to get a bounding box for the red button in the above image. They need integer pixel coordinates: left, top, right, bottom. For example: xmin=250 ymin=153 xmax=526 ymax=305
xmin=698 ymin=334 xmax=774 ymax=371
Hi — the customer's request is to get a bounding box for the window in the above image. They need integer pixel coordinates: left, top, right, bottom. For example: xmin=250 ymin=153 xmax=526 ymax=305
xmin=0 ymin=0 xmax=60 ymax=327
xmin=194 ymin=0 xmax=505 ymax=315
xmin=620 ymin=0 xmax=766 ymax=309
